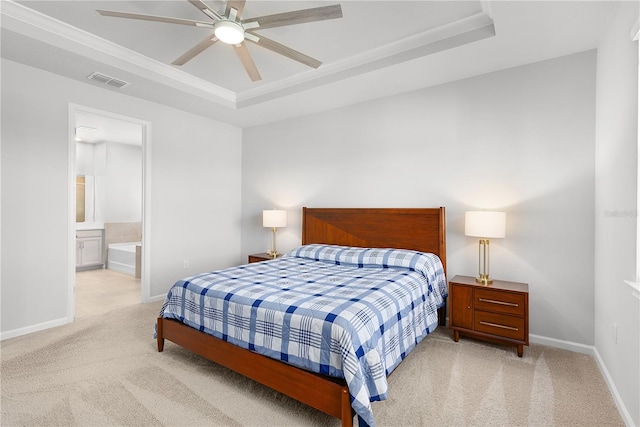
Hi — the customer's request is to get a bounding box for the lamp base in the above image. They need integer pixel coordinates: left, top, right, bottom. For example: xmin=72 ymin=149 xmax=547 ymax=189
xmin=476 ymin=239 xmax=492 ymax=285
xmin=476 ymin=274 xmax=493 ymax=285
xmin=267 ymin=227 xmax=279 ymax=258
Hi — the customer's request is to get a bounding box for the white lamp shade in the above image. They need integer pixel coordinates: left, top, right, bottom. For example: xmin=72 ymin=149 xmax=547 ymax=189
xmin=263 ymin=209 xmax=287 ymax=228
xmin=465 ymin=211 xmax=506 ymax=238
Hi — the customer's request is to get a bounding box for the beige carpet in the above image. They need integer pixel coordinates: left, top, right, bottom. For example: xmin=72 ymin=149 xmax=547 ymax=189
xmin=1 ymin=301 xmax=623 ymax=426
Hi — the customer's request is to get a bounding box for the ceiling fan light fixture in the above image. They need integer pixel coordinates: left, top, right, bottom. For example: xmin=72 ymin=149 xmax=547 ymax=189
xmin=215 ymin=20 xmax=245 ymax=44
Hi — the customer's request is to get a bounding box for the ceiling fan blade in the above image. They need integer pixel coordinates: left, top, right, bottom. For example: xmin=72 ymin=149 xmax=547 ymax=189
xmin=247 ymin=33 xmax=322 ymax=69
xmin=241 ymin=4 xmax=342 ymax=30
xmin=188 ymin=0 xmax=223 ymax=20
xmin=233 ymin=43 xmax=261 ymax=81
xmin=97 ymin=9 xmax=214 ymax=28
xmin=226 ymin=0 xmax=246 ymax=20
xmin=172 ymin=35 xmax=218 ymax=66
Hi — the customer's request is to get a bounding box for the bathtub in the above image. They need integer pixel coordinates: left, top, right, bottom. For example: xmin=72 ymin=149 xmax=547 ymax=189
xmin=108 ymin=242 xmax=141 ymax=276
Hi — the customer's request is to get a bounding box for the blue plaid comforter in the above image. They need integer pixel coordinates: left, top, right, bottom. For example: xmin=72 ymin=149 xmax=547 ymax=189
xmin=159 ymin=244 xmax=447 ymax=426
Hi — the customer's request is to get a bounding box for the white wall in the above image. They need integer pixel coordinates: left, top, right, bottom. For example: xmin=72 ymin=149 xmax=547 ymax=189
xmin=1 ymin=58 xmax=243 ymax=336
xmin=76 ymin=142 xmax=95 ymax=176
xmin=103 ymin=141 xmax=142 ymax=223
xmin=242 ymin=51 xmax=597 ymax=345
xmin=594 ymin=2 xmax=639 ymax=425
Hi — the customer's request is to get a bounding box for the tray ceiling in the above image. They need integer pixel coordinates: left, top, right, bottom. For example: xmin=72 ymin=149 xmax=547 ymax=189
xmin=1 ymin=1 xmax=615 ymax=127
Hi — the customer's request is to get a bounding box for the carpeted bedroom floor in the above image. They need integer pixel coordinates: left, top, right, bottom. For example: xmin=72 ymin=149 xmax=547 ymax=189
xmin=1 ymin=301 xmax=624 ymax=426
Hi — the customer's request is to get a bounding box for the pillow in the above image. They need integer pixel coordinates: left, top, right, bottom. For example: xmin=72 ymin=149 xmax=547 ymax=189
xmin=283 ymin=244 xmax=444 ymax=282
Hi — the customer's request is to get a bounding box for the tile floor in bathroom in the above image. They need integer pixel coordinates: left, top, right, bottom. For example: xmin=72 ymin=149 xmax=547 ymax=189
xmin=75 ymin=268 xmax=140 ymax=318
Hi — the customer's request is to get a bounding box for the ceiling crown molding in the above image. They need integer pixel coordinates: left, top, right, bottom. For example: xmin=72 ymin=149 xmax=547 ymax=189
xmin=237 ymin=11 xmax=495 ymax=107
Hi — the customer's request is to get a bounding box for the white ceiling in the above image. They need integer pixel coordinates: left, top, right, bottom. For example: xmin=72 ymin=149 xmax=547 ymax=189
xmin=1 ymin=0 xmax=617 ymax=139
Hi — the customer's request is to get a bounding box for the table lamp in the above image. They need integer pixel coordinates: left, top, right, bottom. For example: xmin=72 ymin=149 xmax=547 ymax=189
xmin=465 ymin=211 xmax=506 ymax=285
xmin=263 ymin=209 xmax=287 ymax=258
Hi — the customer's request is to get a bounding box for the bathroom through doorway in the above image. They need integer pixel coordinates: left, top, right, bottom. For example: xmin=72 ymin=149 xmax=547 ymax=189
xmin=69 ymin=105 xmax=150 ymax=320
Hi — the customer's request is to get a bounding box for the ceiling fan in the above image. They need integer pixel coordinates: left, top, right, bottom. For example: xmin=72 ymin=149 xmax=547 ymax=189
xmin=97 ymin=0 xmax=343 ymax=82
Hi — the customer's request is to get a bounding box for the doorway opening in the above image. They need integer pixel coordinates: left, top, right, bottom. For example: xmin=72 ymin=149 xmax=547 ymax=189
xmin=68 ymin=105 xmax=151 ymax=320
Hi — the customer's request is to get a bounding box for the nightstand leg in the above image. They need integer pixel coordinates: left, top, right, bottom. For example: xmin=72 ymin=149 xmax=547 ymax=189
xmin=517 ymin=344 xmax=523 ymax=357
xmin=453 ymin=330 xmax=460 ymax=342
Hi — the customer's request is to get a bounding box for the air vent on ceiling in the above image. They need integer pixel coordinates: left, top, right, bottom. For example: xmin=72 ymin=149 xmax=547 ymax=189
xmin=87 ymin=72 xmax=129 ymax=89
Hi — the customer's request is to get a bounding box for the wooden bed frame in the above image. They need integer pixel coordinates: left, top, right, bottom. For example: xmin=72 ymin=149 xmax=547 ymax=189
xmin=157 ymin=207 xmax=447 ymax=427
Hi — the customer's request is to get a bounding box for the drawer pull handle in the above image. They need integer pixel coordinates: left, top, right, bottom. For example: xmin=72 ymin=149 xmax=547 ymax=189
xmin=479 ymin=321 xmax=519 ymax=331
xmin=478 ymin=298 xmax=518 ymax=307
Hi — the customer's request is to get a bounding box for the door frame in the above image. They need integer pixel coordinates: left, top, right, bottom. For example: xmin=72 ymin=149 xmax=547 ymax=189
xmin=67 ymin=104 xmax=152 ymax=321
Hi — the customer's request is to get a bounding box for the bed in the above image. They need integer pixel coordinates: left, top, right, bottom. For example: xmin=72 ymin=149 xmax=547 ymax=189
xmin=156 ymin=207 xmax=447 ymax=427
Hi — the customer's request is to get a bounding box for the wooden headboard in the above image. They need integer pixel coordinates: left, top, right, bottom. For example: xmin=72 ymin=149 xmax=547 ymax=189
xmin=301 ymin=207 xmax=447 ymax=275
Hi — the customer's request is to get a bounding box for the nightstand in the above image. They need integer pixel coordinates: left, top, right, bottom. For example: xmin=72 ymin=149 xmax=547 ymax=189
xmin=248 ymin=253 xmax=280 ymax=263
xmin=449 ymin=275 xmax=529 ymax=357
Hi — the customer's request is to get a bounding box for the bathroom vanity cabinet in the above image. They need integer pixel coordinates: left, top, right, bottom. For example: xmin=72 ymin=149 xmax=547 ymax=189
xmin=76 ymin=229 xmax=104 ymax=270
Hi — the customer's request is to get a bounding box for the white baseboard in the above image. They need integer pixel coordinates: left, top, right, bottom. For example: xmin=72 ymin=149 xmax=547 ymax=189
xmin=529 ymin=333 xmax=595 ymax=355
xmin=593 ymin=347 xmax=636 ymax=427
xmin=0 ymin=316 xmax=70 ymax=341
xmin=531 ymin=333 xmax=634 ymax=427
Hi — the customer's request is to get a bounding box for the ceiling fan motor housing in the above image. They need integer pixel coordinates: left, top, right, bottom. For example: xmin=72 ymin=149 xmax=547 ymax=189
xmin=215 ymin=20 xmax=245 ymax=44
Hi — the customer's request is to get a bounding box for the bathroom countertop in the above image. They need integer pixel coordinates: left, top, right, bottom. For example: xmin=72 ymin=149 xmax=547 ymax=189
xmin=76 ymin=222 xmax=104 ymax=230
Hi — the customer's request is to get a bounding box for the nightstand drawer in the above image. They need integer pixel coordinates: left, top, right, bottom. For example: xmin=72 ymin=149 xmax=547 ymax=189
xmin=475 ymin=288 xmax=525 ymax=316
xmin=474 ymin=311 xmax=526 ymax=341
